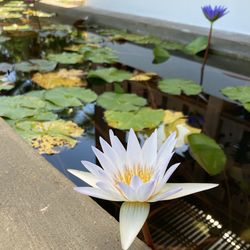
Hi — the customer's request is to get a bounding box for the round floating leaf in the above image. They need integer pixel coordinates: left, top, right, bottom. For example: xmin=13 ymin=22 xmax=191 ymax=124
xmin=15 ymin=59 xmax=57 ymax=72
xmin=97 ymin=92 xmax=147 ymax=111
xmin=188 ymin=133 xmax=226 ymax=175
xmin=32 ymin=69 xmax=86 ymax=89
xmin=44 ymin=87 xmax=97 ymax=108
xmin=14 ymin=120 xmax=84 ymax=154
xmin=153 ymin=45 xmax=170 ymax=64
xmin=158 ymin=78 xmax=202 ymax=95
xmin=183 ymin=36 xmax=208 ymax=55
xmin=0 ymin=84 xmax=14 ymax=91
xmin=221 ymin=86 xmax=250 ymax=112
xmin=130 ymin=72 xmax=157 ymax=82
xmin=47 ymin=52 xmax=83 ymax=64
xmin=88 ymin=67 xmax=132 ymax=83
xmin=105 ymin=108 xmax=164 ymax=131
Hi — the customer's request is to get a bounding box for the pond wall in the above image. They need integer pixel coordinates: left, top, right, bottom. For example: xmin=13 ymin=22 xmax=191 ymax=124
xmin=86 ymin=0 xmax=250 ymax=36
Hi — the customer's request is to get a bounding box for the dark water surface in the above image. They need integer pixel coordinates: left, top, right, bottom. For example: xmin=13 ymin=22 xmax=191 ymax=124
xmin=1 ymin=7 xmax=250 ymax=249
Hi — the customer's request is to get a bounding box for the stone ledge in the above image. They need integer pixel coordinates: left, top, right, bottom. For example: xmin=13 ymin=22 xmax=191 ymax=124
xmin=37 ymin=2 xmax=250 ymax=61
xmin=0 ymin=118 xmax=147 ymax=250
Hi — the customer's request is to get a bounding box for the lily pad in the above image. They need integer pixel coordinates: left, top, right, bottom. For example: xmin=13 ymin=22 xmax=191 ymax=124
xmin=0 ymin=96 xmax=49 ymax=120
xmin=158 ymin=78 xmax=202 ymax=95
xmin=3 ymin=24 xmax=32 ymax=31
xmin=221 ymin=86 xmax=250 ymax=111
xmin=105 ymin=107 xmax=164 ymax=131
xmin=0 ymin=84 xmax=14 ymax=91
xmin=0 ymin=62 xmax=13 ymax=72
xmin=15 ymin=59 xmax=57 ymax=72
xmin=44 ymin=87 xmax=97 ymax=108
xmin=0 ymin=36 xmax=11 ymax=43
xmin=97 ymin=92 xmax=147 ymax=111
xmin=88 ymin=67 xmax=132 ymax=83
xmin=183 ymin=36 xmax=208 ymax=55
xmin=130 ymin=72 xmax=157 ymax=82
xmin=153 ymin=45 xmax=170 ymax=64
xmin=188 ymin=133 xmax=226 ymax=175
xmin=32 ymin=69 xmax=86 ymax=89
xmin=13 ymin=120 xmax=84 ymax=154
xmin=47 ymin=52 xmax=83 ymax=64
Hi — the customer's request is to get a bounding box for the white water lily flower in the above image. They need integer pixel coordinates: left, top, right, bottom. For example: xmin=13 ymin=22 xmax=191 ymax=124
xmin=68 ymin=129 xmax=218 ymax=250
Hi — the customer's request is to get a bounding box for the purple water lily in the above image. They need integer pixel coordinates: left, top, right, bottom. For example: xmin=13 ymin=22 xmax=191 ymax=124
xmin=202 ymin=5 xmax=228 ymax=22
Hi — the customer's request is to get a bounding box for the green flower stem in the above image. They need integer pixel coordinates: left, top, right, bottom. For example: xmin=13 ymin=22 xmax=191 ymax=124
xmin=142 ymin=221 xmax=156 ymax=250
xmin=200 ymin=22 xmax=213 ymax=85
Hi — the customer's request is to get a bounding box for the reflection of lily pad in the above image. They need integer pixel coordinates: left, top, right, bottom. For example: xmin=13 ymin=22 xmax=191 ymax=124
xmin=97 ymin=92 xmax=147 ymax=111
xmin=153 ymin=45 xmax=170 ymax=64
xmin=88 ymin=67 xmax=132 ymax=83
xmin=158 ymin=78 xmax=202 ymax=95
xmin=15 ymin=59 xmax=57 ymax=72
xmin=47 ymin=52 xmax=83 ymax=64
xmin=105 ymin=108 xmax=164 ymax=131
xmin=14 ymin=120 xmax=84 ymax=154
xmin=188 ymin=133 xmax=226 ymax=175
xmin=32 ymin=69 xmax=86 ymax=89
xmin=183 ymin=36 xmax=208 ymax=55
xmin=221 ymin=86 xmax=250 ymax=111
xmin=44 ymin=87 xmax=97 ymax=108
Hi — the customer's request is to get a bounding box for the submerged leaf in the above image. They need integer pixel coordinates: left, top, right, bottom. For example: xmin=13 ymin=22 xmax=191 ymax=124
xmin=153 ymin=45 xmax=170 ymax=64
xmin=105 ymin=108 xmax=164 ymax=131
xmin=97 ymin=92 xmax=147 ymax=111
xmin=14 ymin=120 xmax=84 ymax=154
xmin=158 ymin=78 xmax=202 ymax=95
xmin=183 ymin=36 xmax=208 ymax=55
xmin=47 ymin=52 xmax=83 ymax=64
xmin=15 ymin=59 xmax=57 ymax=72
xmin=32 ymin=69 xmax=86 ymax=89
xmin=44 ymin=87 xmax=97 ymax=108
xmin=188 ymin=133 xmax=226 ymax=175
xmin=88 ymin=67 xmax=132 ymax=83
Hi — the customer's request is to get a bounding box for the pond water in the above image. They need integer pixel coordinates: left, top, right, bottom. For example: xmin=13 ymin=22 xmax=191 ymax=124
xmin=0 ymin=1 xmax=250 ymax=249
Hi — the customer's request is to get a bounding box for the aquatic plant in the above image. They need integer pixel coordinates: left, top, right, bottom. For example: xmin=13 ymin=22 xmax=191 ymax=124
xmin=68 ymin=129 xmax=218 ymax=249
xmin=200 ymin=5 xmax=228 ymax=85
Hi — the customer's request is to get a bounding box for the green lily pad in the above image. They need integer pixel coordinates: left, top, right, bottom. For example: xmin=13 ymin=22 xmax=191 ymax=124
xmin=158 ymin=78 xmax=202 ymax=95
xmin=188 ymin=133 xmax=226 ymax=175
xmin=0 ymin=84 xmax=14 ymax=91
xmin=81 ymin=46 xmax=118 ymax=64
xmin=44 ymin=87 xmax=97 ymax=108
xmin=105 ymin=108 xmax=164 ymax=131
xmin=183 ymin=36 xmax=208 ymax=55
xmin=88 ymin=67 xmax=132 ymax=83
xmin=15 ymin=59 xmax=57 ymax=72
xmin=153 ymin=45 xmax=170 ymax=64
xmin=0 ymin=96 xmax=48 ymax=120
xmin=47 ymin=52 xmax=83 ymax=64
xmin=97 ymin=92 xmax=147 ymax=111
xmin=221 ymin=86 xmax=250 ymax=111
xmin=13 ymin=120 xmax=84 ymax=154
xmin=0 ymin=62 xmax=13 ymax=72
xmin=3 ymin=24 xmax=32 ymax=31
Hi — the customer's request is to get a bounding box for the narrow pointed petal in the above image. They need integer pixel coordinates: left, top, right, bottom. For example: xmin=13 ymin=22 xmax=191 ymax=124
xmin=142 ymin=130 xmax=157 ymax=168
xmin=120 ymin=202 xmax=150 ymax=250
xmin=118 ymin=182 xmax=136 ymax=201
xmin=130 ymin=175 xmax=143 ymax=189
xmin=161 ymin=183 xmax=219 ymax=200
xmin=109 ymin=130 xmax=126 ymax=163
xmin=75 ymin=187 xmax=124 ymax=201
xmin=81 ymin=161 xmax=109 ymax=180
xmin=126 ymin=129 xmax=142 ymax=168
xmin=149 ymin=187 xmax=182 ymax=202
xmin=68 ymin=169 xmax=98 ymax=187
xmin=136 ymin=180 xmax=155 ymax=201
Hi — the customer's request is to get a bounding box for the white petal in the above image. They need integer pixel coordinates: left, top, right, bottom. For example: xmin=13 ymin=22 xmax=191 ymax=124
xmin=68 ymin=169 xmax=98 ymax=187
xmin=81 ymin=161 xmax=109 ymax=180
xmin=149 ymin=187 xmax=182 ymax=202
xmin=92 ymin=146 xmax=117 ymax=175
xmin=160 ymin=183 xmax=219 ymax=200
xmin=142 ymin=130 xmax=157 ymax=168
xmin=175 ymin=124 xmax=189 ymax=148
xmin=136 ymin=180 xmax=155 ymax=202
xmin=99 ymin=137 xmax=123 ymax=171
xmin=120 ymin=202 xmax=150 ymax=250
xmin=96 ymin=181 xmax=121 ymax=197
xmin=118 ymin=182 xmax=136 ymax=201
xmin=126 ymin=129 xmax=142 ymax=168
xmin=74 ymin=187 xmax=124 ymax=201
xmin=109 ymin=130 xmax=126 ymax=163
xmin=130 ymin=175 xmax=143 ymax=190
